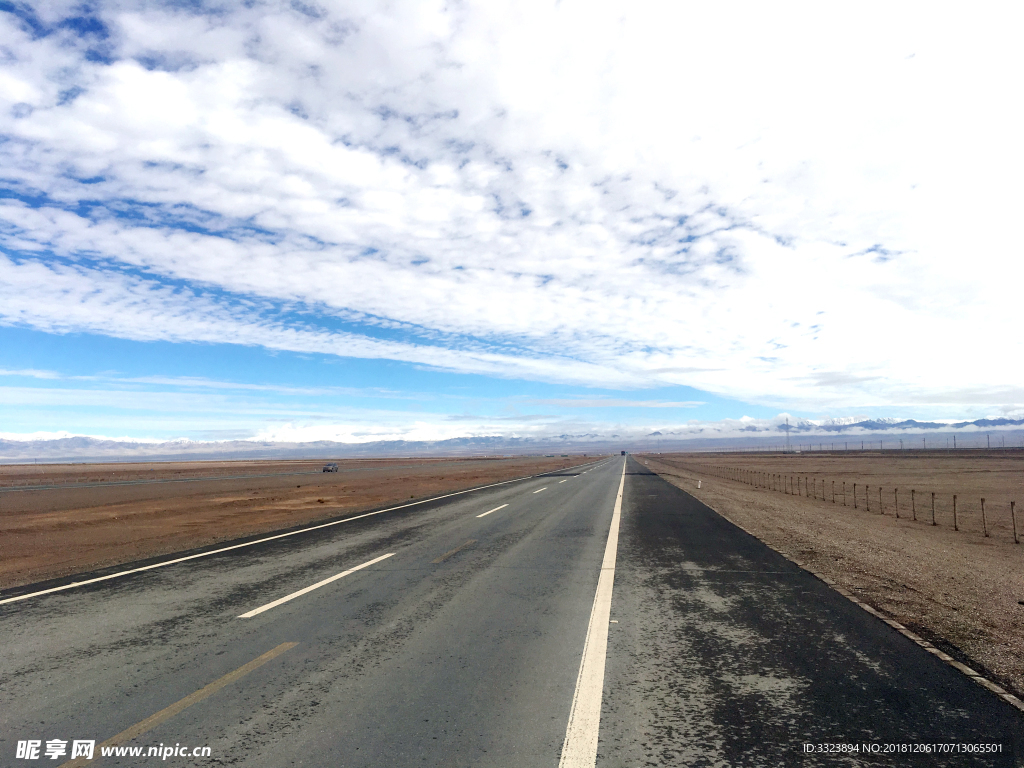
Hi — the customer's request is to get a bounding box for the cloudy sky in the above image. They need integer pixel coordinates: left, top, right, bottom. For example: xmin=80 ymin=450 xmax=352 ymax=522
xmin=1 ymin=1 xmax=1022 ymax=443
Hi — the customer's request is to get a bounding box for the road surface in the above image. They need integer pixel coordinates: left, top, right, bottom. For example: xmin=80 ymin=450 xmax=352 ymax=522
xmin=2 ymin=457 xmax=1021 ymax=766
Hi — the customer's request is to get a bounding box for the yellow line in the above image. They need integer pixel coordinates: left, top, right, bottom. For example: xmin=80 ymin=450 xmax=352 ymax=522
xmin=432 ymin=539 xmax=477 ymax=564
xmin=58 ymin=642 xmax=298 ymax=767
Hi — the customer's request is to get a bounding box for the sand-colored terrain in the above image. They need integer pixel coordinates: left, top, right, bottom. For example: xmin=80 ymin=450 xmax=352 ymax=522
xmin=638 ymin=451 xmax=1024 ymax=699
xmin=0 ymin=455 xmax=595 ymax=590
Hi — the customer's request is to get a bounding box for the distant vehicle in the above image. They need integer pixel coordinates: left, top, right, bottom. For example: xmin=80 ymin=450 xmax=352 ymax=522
xmin=621 ymin=450 xmax=626 ymax=456
xmin=322 ymin=463 xmax=339 ymax=472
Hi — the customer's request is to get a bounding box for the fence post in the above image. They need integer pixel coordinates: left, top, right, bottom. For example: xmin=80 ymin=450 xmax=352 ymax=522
xmin=866 ymin=485 xmax=870 ymax=512
xmin=879 ymin=486 xmax=883 ymax=515
xmin=931 ymin=492 xmax=936 ymax=526
xmin=981 ymin=498 xmax=988 ymax=537
xmin=854 ymin=483 xmax=857 ymax=509
xmin=1012 ymin=502 xmax=1019 ymax=544
xmin=911 ymin=489 xmax=916 ymax=521
xmin=894 ymin=488 xmax=899 ymax=519
xmin=832 ymin=480 xmax=835 ymax=503
xmin=953 ymin=495 xmax=958 ymax=531
xmin=842 ymin=482 xmax=846 ymax=506
xmin=798 ymin=477 xmax=801 ymax=496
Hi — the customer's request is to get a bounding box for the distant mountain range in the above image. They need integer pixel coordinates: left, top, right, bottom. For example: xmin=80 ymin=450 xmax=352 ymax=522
xmin=2 ymin=417 xmax=1023 ymax=462
xmin=0 ymin=435 xmax=616 ymax=463
xmin=790 ymin=417 xmax=1024 ymax=433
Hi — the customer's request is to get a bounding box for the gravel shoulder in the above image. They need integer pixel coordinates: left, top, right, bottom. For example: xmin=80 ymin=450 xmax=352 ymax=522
xmin=639 ymin=454 xmax=1024 ymax=701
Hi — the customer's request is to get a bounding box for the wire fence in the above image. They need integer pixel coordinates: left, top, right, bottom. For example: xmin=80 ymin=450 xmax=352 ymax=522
xmin=679 ymin=462 xmax=1020 ymax=544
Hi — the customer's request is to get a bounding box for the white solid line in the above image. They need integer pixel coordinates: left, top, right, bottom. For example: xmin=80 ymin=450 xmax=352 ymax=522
xmin=0 ymin=467 xmax=585 ymax=607
xmin=558 ymin=457 xmax=625 ymax=768
xmin=238 ymin=553 xmax=394 ymax=618
xmin=533 ymin=487 xmax=547 ymax=494
xmin=477 ymin=504 xmax=508 ymax=518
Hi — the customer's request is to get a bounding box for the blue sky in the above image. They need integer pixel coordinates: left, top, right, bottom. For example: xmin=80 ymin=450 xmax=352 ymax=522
xmin=1 ymin=1 xmax=1022 ymax=444
xmin=1 ymin=325 xmax=779 ymax=441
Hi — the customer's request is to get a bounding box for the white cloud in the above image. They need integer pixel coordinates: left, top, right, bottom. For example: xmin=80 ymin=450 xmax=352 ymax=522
xmin=1 ymin=1 xmax=1022 ymax=413
xmin=0 ymin=367 xmax=61 ymax=379
xmin=532 ymin=399 xmax=705 ymax=409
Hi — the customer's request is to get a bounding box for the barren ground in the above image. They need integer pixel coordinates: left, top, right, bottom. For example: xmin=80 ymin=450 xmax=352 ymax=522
xmin=0 ymin=455 xmax=595 ymax=590
xmin=639 ymin=452 xmax=1024 ymax=699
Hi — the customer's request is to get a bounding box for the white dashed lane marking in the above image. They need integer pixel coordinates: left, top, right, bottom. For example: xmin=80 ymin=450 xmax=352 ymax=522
xmin=477 ymin=504 xmax=508 ymax=518
xmin=238 ymin=553 xmax=394 ymax=618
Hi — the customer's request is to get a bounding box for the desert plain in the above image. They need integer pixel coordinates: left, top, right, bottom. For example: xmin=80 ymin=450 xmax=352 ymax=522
xmin=0 ymin=455 xmax=592 ymax=591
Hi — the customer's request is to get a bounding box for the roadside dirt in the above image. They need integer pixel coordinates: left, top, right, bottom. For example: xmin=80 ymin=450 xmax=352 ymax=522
xmin=0 ymin=455 xmax=595 ymax=590
xmin=638 ymin=452 xmax=1024 ymax=700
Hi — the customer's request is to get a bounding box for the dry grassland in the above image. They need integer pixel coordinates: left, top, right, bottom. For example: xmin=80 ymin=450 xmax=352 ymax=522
xmin=639 ymin=452 xmax=1024 ymax=699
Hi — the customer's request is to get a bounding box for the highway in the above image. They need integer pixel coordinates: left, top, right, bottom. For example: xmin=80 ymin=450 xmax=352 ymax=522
xmin=2 ymin=457 xmax=1021 ymax=766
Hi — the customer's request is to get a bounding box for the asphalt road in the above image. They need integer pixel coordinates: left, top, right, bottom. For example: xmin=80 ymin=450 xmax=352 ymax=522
xmin=1 ymin=457 xmax=1021 ymax=767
